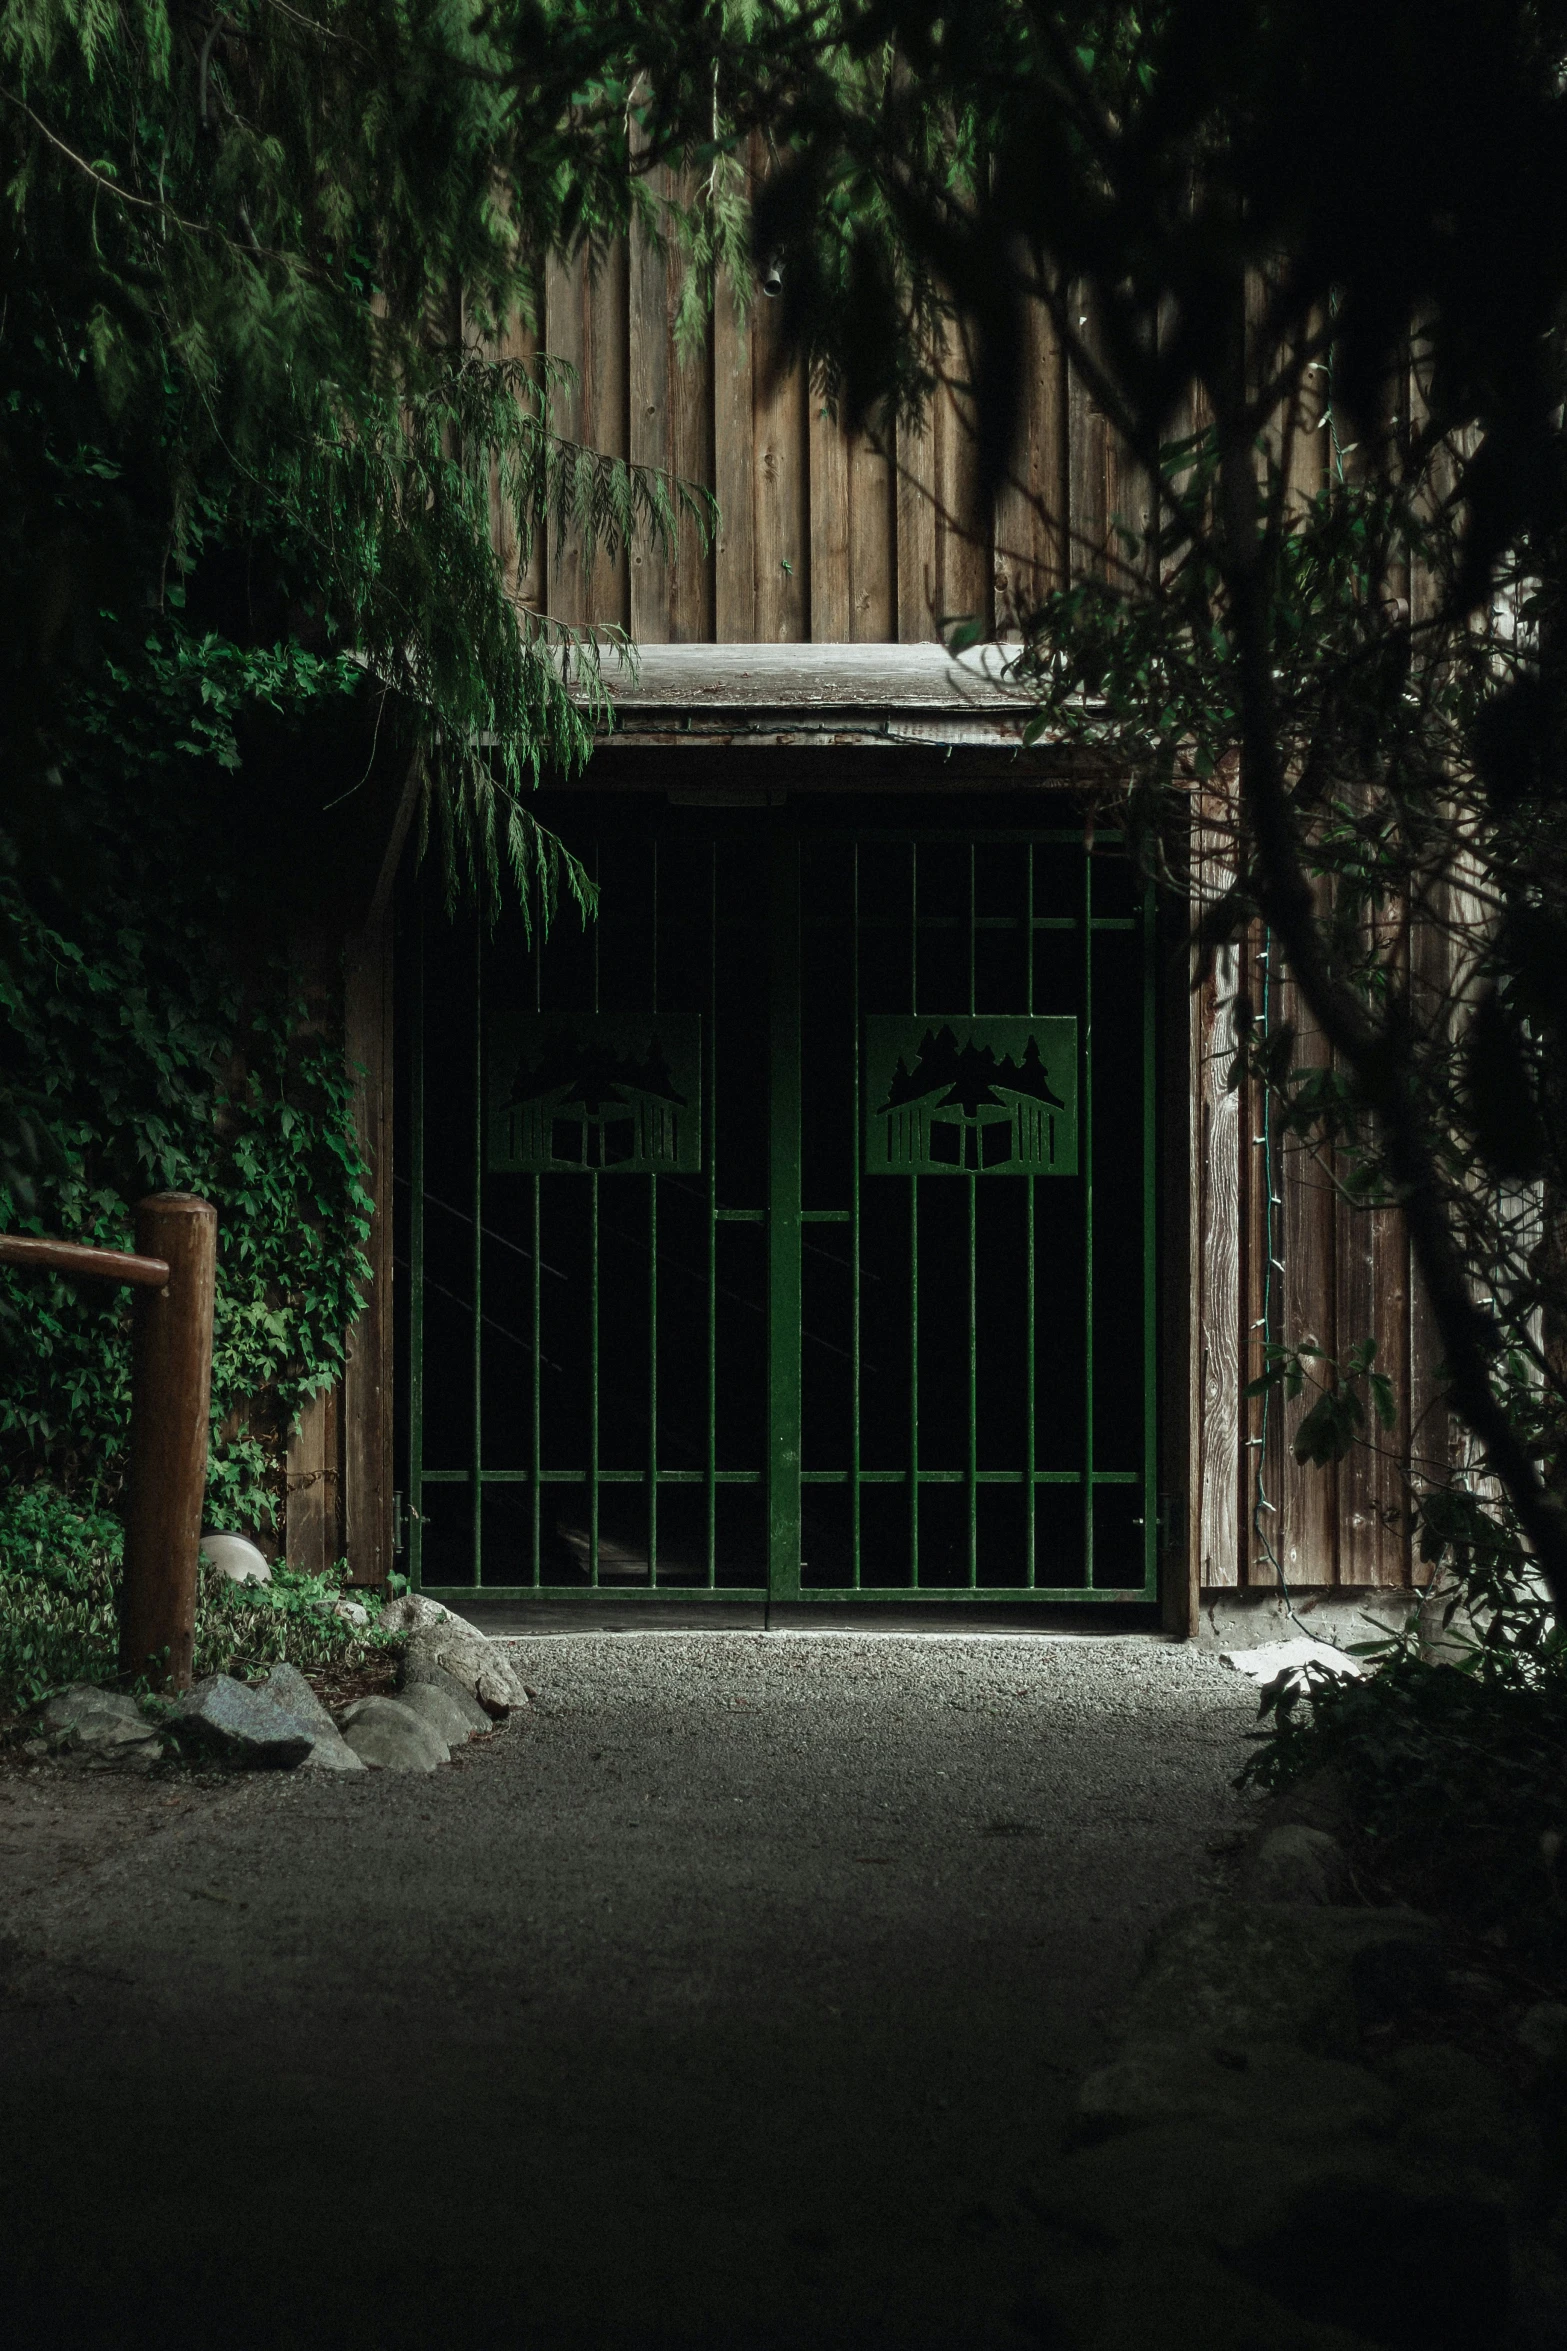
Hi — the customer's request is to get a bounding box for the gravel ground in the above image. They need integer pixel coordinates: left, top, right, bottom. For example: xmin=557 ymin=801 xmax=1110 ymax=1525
xmin=0 ymin=1630 xmax=1258 ymax=2351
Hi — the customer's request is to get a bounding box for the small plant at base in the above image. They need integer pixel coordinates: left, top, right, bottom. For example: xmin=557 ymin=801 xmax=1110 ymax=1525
xmin=0 ymin=1481 xmax=392 ymax=1715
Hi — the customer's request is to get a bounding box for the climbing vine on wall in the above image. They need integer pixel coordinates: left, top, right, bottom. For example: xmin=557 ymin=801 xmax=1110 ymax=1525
xmin=0 ymin=752 xmax=372 ymax=1539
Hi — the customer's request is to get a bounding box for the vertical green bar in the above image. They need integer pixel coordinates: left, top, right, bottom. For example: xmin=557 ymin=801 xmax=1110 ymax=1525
xmin=767 ymin=820 xmax=803 ymax=1603
xmin=967 ymin=842 xmax=978 ymax=1588
xmin=649 ymin=838 xmax=660 ymax=1588
xmin=408 ymin=892 xmax=426 ymax=1592
xmin=850 ymin=839 xmax=862 ymax=1590
xmin=1141 ymin=872 xmax=1159 ymax=1597
xmin=1024 ymin=843 xmax=1036 ymax=1587
xmin=908 ymin=839 xmax=919 ymax=1590
xmin=472 ymin=922 xmax=484 ymax=1589
xmin=1082 ymin=844 xmax=1095 ymax=1588
xmin=589 ymin=836 xmax=600 ymax=1587
xmin=706 ymin=838 xmax=718 ymax=1588
xmin=530 ymin=913 xmax=543 ymax=1586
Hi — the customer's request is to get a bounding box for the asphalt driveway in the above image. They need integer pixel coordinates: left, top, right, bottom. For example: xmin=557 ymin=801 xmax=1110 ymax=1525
xmin=0 ymin=1630 xmax=1256 ymax=2351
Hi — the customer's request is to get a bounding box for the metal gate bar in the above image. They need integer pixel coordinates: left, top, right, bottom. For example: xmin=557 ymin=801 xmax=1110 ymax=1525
xmin=403 ymin=811 xmax=1158 ymax=1604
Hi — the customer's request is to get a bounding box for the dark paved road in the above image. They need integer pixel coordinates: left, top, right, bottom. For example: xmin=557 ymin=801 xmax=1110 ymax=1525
xmin=0 ymin=1631 xmax=1255 ymax=2351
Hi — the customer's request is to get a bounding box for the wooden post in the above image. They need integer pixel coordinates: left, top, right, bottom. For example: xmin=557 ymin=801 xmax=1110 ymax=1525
xmin=119 ymin=1192 xmax=218 ymax=1691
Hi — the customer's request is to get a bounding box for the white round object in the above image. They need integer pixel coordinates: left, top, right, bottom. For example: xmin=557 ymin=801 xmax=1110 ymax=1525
xmin=199 ymin=1531 xmax=272 ymax=1586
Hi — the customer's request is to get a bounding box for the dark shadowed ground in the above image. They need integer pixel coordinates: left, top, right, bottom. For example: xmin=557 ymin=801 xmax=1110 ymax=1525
xmin=0 ymin=1631 xmax=1255 ymax=2351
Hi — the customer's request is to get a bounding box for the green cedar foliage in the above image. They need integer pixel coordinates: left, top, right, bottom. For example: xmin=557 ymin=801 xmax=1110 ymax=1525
xmin=0 ymin=3 xmax=720 ymax=1529
xmin=1 ymin=1 xmax=713 ymax=914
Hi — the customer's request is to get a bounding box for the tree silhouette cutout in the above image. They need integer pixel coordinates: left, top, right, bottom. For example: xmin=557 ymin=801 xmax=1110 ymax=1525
xmin=877 ymin=1024 xmax=1065 ymax=1118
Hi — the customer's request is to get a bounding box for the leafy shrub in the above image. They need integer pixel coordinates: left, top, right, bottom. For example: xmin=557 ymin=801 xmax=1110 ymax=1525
xmin=1242 ymin=1635 xmax=1567 ymax=1969
xmin=0 ymin=1480 xmax=392 ymax=1715
xmin=0 ymin=757 xmax=371 ymax=1532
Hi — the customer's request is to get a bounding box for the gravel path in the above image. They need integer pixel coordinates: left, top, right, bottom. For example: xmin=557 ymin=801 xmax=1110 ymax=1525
xmin=0 ymin=1631 xmax=1257 ymax=2350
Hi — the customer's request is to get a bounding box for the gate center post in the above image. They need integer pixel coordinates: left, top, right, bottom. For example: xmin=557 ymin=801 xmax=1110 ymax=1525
xmin=767 ymin=819 xmax=803 ymax=1602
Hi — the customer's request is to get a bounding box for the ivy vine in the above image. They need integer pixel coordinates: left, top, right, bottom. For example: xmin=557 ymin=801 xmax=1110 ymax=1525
xmin=0 ymin=746 xmax=371 ymax=1538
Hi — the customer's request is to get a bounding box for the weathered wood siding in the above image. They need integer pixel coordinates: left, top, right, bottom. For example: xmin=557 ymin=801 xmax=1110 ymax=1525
xmin=527 ymin=244 xmax=1015 ymax=643
xmin=282 ymin=248 xmax=1438 ymax=1601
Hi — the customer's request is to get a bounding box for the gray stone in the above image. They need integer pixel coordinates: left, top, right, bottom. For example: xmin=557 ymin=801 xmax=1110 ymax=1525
xmin=198 ymin=1530 xmax=271 ymax=1586
xmin=1077 ymin=2034 xmax=1397 ymax=2144
xmin=1380 ymin=2041 xmax=1540 ymax=2187
xmin=1243 ymin=1823 xmax=1353 ymax=1906
xmin=379 ymin=1596 xmax=525 ymax=1717
xmin=399 ymin=1657 xmax=493 ymax=1737
xmin=1024 ymin=2232 xmax=1378 ymax=2351
xmin=177 ymin=1675 xmax=314 ymax=1768
xmin=339 ymin=1695 xmax=448 ymax=1772
xmin=254 ymin=1663 xmax=366 ymax=1771
xmin=1037 ymin=2123 xmax=1510 ymax=2349
xmin=1518 ymin=2001 xmax=1567 ymax=2066
xmin=39 ymin=1684 xmax=162 ymax=1768
xmin=256 ymin=1662 xmax=336 ymax=1739
xmin=333 ymin=1597 xmax=370 ymax=1628
xmin=394 ymin=1679 xmax=483 ymax=1750
xmin=1123 ymin=1899 xmax=1442 ymax=2057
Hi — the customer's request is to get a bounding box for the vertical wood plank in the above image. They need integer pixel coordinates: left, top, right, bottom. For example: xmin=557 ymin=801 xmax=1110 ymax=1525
xmin=1407 ymin=879 xmax=1452 ymax=1561
xmin=1191 ymin=788 xmax=1242 ymax=1587
xmin=847 ymin=430 xmax=897 ymax=640
xmin=752 ymin=292 xmax=809 ymax=641
xmin=713 ymin=272 xmax=755 ymax=640
xmin=1067 ymin=281 xmax=1109 ymax=583
xmin=993 ymin=293 xmax=1068 ymax=629
xmin=896 ymin=408 xmax=939 ymax=641
xmin=1337 ymin=1180 xmax=1411 ymax=1586
xmin=285 ymin=1383 xmax=340 ymax=1578
xmin=343 ymin=910 xmax=394 ymax=1586
xmin=809 ymin=384 xmax=851 ymax=642
xmin=545 ymin=242 xmax=629 ymax=630
xmin=1275 ymin=970 xmax=1340 ymax=1586
xmin=483 ymin=306 xmax=546 ymax=616
xmin=628 ymin=167 xmax=715 ymax=643
xmin=935 ymin=325 xmax=992 ymax=635
xmin=667 ymin=283 xmax=715 ymax=643
xmin=628 ymin=170 xmax=672 ymax=645
xmin=1240 ymin=927 xmax=1277 ymax=1587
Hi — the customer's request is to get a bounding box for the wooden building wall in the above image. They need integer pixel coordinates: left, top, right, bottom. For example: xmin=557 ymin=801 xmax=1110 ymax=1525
xmin=291 ymin=238 xmax=1438 ymax=1604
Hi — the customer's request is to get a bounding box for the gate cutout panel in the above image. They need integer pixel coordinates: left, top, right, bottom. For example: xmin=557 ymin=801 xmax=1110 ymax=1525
xmin=488 ymin=1015 xmax=701 ymax=1174
xmin=399 ymin=798 xmax=1157 ymax=1605
xmin=864 ymin=1016 xmax=1077 ymax=1175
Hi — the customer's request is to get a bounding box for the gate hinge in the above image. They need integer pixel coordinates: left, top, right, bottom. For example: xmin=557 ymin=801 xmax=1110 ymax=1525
xmin=1157 ymin=1493 xmax=1185 ymax=1554
xmin=392 ymin=1490 xmax=407 ymax=1556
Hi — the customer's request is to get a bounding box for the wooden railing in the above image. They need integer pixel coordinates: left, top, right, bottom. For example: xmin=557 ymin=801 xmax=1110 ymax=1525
xmin=0 ymin=1193 xmax=217 ymax=1690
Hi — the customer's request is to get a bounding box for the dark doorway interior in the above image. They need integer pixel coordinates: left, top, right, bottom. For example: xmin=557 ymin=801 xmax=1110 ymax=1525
xmin=395 ymin=792 xmax=1158 ymax=1607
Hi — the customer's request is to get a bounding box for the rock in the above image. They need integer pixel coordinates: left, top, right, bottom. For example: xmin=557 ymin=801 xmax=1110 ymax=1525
xmin=339 ymin=1695 xmax=448 ymax=1771
xmin=1037 ymin=2124 xmax=1510 ymax=2351
xmin=199 ymin=1530 xmax=271 ymax=1586
xmin=399 ymin=1657 xmax=493 ymax=1737
xmin=1218 ymin=1637 xmax=1367 ymax=1685
xmin=1024 ymin=2231 xmax=1379 ymax=2351
xmin=1123 ymin=1900 xmax=1442 ymax=2057
xmin=255 ymin=1663 xmax=366 ymax=1772
xmin=177 ymin=1674 xmax=314 ymax=1768
xmin=378 ymin=1594 xmax=462 ymax=1639
xmin=1243 ymin=1824 xmax=1354 ymax=1907
xmin=1380 ymin=2041 xmax=1540 ymax=2188
xmin=333 ymin=1597 xmax=370 ymax=1628
xmin=40 ymin=1684 xmax=162 ymax=1769
xmin=379 ymin=1595 xmax=526 ymax=1717
xmin=1077 ymin=2035 xmax=1397 ymax=2145
xmin=394 ymin=1679 xmax=485 ymax=1750
xmin=1518 ymin=2002 xmax=1567 ymax=2066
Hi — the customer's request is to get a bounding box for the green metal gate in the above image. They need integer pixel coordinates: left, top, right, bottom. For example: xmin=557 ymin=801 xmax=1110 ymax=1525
xmin=398 ymin=796 xmax=1158 ymax=1605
